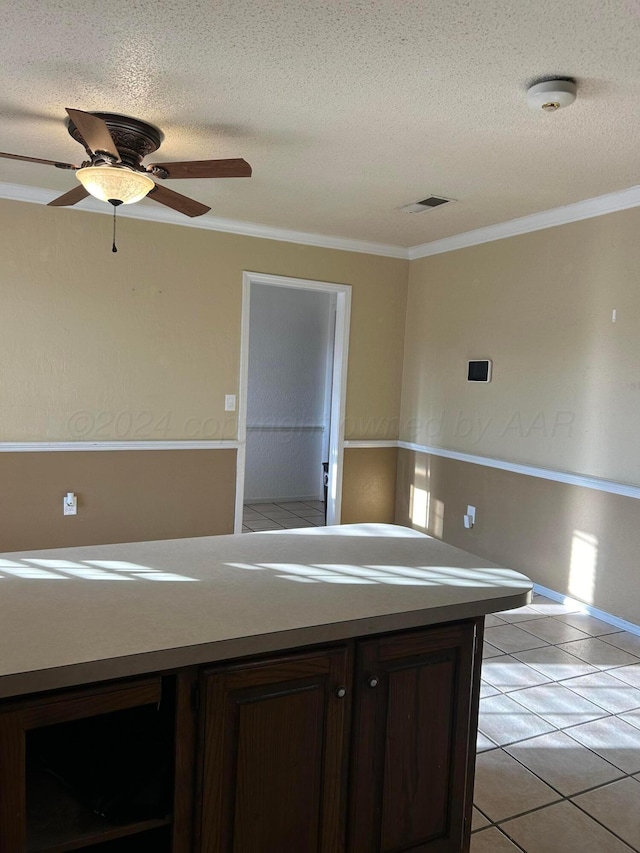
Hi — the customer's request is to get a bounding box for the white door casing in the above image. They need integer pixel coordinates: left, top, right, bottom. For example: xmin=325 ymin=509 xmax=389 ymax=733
xmin=235 ymin=272 xmax=351 ymax=532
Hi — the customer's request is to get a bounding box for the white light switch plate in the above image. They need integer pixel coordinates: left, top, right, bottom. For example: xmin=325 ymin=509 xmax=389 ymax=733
xmin=225 ymin=394 xmax=236 ymax=412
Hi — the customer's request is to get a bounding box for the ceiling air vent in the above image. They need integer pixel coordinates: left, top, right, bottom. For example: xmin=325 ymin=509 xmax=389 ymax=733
xmin=399 ymin=195 xmax=457 ymax=214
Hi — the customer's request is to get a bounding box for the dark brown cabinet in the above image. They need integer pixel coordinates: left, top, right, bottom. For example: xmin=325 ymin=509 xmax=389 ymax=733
xmin=347 ymin=622 xmax=477 ymax=853
xmin=196 ymin=620 xmax=481 ymax=853
xmin=0 ymin=619 xmax=482 ymax=853
xmin=197 ymin=647 xmax=351 ymax=853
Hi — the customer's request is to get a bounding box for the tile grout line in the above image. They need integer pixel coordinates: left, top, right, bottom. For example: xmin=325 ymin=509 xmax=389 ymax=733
xmin=478 ymin=708 xmax=640 ymax=790
xmin=493 ymin=826 xmax=529 ymax=852
xmin=476 ymin=600 xmax=640 ymax=851
xmin=487 ymin=794 xmax=640 ymax=853
xmin=243 ymin=500 xmax=326 ymax=532
xmin=569 ymin=792 xmax=640 ymax=853
xmin=515 ymin=671 xmax=640 ymax=720
xmin=476 ymin=731 xmax=640 ymax=850
xmin=483 ymin=640 xmax=640 ymax=687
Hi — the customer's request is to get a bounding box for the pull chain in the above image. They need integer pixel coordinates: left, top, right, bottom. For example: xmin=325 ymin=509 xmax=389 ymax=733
xmin=108 ymin=199 xmax=123 ymax=253
xmin=112 ymin=204 xmax=118 ymax=253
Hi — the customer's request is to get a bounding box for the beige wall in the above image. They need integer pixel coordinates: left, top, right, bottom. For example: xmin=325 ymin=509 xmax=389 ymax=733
xmin=401 ymin=207 xmax=640 ymax=485
xmin=396 ymin=449 xmax=640 ymax=625
xmin=0 ymin=198 xmax=407 ymax=551
xmin=0 ymin=199 xmax=407 ymax=442
xmin=341 ymin=447 xmax=397 ymax=524
xmin=0 ymin=449 xmax=236 ymax=552
xmin=398 ymin=207 xmax=640 ymax=622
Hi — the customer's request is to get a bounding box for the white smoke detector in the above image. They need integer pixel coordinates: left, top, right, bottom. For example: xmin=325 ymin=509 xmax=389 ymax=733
xmin=527 ymin=79 xmax=577 ymax=112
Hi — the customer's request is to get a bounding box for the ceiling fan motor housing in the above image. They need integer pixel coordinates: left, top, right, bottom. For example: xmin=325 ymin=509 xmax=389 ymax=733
xmin=67 ymin=112 xmax=164 ymax=170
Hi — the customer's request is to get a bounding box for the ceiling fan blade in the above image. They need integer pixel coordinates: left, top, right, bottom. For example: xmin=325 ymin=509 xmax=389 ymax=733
xmin=47 ymin=185 xmax=90 ymax=207
xmin=147 ymin=184 xmax=210 ymax=217
xmin=0 ymin=151 xmax=78 ymax=169
xmin=149 ymin=158 xmax=252 ymax=180
xmin=66 ymin=108 xmax=120 ymax=160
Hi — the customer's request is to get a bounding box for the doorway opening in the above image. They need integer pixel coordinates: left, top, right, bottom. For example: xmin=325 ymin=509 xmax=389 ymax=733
xmin=235 ymin=272 xmax=351 ymax=533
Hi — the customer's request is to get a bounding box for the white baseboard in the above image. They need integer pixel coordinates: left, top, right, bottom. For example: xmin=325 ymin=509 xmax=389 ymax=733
xmin=533 ymin=583 xmax=640 ymax=638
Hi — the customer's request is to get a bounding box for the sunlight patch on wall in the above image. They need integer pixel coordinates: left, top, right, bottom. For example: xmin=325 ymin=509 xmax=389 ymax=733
xmin=568 ymin=529 xmax=598 ymax=604
xmin=409 ymin=457 xmax=430 ymax=529
xmin=410 ymin=483 xmax=429 ymax=529
xmin=431 ymin=498 xmax=445 ymax=539
xmin=408 ymin=457 xmax=445 ymax=538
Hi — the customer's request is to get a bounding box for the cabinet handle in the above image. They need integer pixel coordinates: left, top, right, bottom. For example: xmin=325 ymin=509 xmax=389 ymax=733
xmin=335 ymin=686 xmax=347 ymax=698
xmin=367 ymin=676 xmax=379 ymax=688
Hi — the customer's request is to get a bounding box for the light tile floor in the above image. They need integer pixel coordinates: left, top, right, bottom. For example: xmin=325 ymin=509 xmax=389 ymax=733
xmin=238 ymin=525 xmax=640 ymax=850
xmin=473 ymin=593 xmax=640 ymax=852
xmin=242 ymin=501 xmax=325 ymax=532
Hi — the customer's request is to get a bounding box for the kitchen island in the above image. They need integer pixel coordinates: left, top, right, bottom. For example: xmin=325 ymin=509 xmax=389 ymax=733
xmin=0 ymin=523 xmax=531 ymax=852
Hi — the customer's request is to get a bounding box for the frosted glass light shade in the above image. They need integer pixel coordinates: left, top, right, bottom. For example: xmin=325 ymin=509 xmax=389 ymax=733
xmin=76 ymin=166 xmax=155 ymax=205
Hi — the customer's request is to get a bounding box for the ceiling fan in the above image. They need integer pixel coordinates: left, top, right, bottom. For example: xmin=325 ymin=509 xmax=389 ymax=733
xmin=0 ymin=108 xmax=252 ymax=217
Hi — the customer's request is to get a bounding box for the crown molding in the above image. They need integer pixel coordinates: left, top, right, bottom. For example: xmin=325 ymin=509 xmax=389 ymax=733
xmin=2 ymin=180 xmax=640 ymax=262
xmin=408 ymin=184 xmax=640 ymax=259
xmin=0 ymin=181 xmax=407 ymax=259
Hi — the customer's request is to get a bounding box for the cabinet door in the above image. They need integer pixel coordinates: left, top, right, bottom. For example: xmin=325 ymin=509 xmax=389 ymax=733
xmin=0 ymin=710 xmax=25 ymax=850
xmin=199 ymin=646 xmax=351 ymax=853
xmin=348 ymin=622 xmax=480 ymax=853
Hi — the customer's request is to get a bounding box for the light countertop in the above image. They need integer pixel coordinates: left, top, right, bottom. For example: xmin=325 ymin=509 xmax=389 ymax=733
xmin=0 ymin=523 xmax=531 ymax=699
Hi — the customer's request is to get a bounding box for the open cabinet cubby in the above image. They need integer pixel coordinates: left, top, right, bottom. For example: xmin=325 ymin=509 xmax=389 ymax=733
xmin=0 ymin=676 xmax=178 ymax=853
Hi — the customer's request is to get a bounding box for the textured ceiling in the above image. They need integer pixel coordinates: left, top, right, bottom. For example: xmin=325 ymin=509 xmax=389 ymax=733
xmin=0 ymin=0 xmax=638 ymax=247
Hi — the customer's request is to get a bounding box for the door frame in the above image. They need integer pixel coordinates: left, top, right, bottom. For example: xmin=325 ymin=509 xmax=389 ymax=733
xmin=235 ymin=271 xmax=352 ymax=532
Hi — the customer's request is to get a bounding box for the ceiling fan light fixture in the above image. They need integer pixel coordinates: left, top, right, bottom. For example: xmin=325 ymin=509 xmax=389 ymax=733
xmin=76 ymin=165 xmax=155 ymax=205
